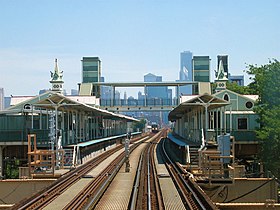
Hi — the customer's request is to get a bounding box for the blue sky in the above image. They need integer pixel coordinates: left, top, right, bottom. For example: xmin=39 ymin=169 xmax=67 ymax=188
xmin=0 ymin=0 xmax=279 ymax=97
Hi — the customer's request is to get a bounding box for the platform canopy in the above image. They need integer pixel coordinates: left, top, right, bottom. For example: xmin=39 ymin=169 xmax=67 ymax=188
xmin=168 ymin=93 xmax=229 ymax=122
xmin=2 ymin=91 xmax=138 ymax=122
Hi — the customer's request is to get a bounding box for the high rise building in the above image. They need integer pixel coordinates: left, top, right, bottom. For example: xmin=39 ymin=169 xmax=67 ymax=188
xmin=81 ymin=57 xmax=101 ymax=83
xmin=4 ymin=97 xmax=11 ymax=109
xmin=217 ymin=55 xmax=228 ymax=78
xmin=143 ymin=73 xmax=169 ymax=125
xmin=81 ymin=57 xmax=101 ymax=97
xmin=193 ymin=56 xmax=210 ymax=82
xmin=144 ymin=73 xmax=168 ymax=99
xmin=178 ymin=51 xmax=193 ymax=95
xmin=100 ymin=76 xmax=112 ymax=101
xmin=167 ymin=89 xmax=172 ymax=101
xmin=229 ymin=74 xmax=244 ymax=86
xmin=0 ymin=88 xmax=4 ymax=110
xmin=71 ymin=89 xmax=79 ymax=96
xmin=180 ymin=51 xmax=193 ymax=81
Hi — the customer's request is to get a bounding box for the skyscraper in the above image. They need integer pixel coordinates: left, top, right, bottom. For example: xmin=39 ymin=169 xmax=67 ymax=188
xmin=81 ymin=57 xmax=101 ymax=83
xmin=193 ymin=56 xmax=210 ymax=82
xmin=0 ymin=88 xmax=4 ymax=110
xmin=144 ymin=73 xmax=168 ymax=99
xmin=180 ymin=51 xmax=193 ymax=81
xmin=177 ymin=51 xmax=193 ymax=95
xmin=81 ymin=57 xmax=102 ymax=96
xmin=143 ymin=73 xmax=169 ymax=125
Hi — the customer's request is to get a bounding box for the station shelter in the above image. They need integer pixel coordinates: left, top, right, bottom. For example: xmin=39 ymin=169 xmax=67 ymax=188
xmin=168 ymin=62 xmax=260 ymax=180
xmin=0 ymin=91 xmax=138 ymax=178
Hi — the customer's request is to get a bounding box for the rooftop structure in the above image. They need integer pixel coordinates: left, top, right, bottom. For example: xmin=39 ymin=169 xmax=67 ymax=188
xmin=80 ymin=57 xmax=102 ymax=97
xmin=50 ymin=59 xmax=64 ymax=94
xmin=217 ymin=55 xmax=229 ymax=78
xmin=193 ymin=56 xmax=210 ymax=83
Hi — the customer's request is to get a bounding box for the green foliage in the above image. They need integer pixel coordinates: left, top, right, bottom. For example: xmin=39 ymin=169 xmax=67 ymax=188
xmin=6 ymin=159 xmax=20 ymax=179
xmin=226 ymin=81 xmax=256 ymax=95
xmin=247 ymin=59 xmax=280 ymax=177
xmin=132 ymin=118 xmax=146 ymax=132
xmin=246 ymin=59 xmax=280 ymax=107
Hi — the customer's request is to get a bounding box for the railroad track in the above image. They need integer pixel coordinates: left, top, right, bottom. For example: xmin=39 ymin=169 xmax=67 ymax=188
xmin=61 ymin=133 xmax=159 ymax=209
xmin=129 ymin=130 xmax=166 ymax=210
xmin=161 ymin=138 xmax=218 ymax=210
xmin=10 ymin=134 xmax=149 ymax=210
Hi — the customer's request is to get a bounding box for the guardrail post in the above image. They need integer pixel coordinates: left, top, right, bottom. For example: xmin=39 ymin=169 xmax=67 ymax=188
xmin=125 ymin=132 xmax=131 ymax=172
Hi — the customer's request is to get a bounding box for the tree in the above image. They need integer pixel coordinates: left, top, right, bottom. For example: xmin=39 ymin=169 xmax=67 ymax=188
xmin=246 ymin=59 xmax=280 ymax=177
xmin=226 ymin=81 xmax=256 ymax=95
xmin=132 ymin=118 xmax=146 ymax=132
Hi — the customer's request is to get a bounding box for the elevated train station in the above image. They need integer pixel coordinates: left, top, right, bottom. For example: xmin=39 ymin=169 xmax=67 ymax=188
xmin=166 ymin=62 xmax=278 ymax=204
xmin=0 ymin=60 xmax=139 ymax=179
xmin=0 ymin=58 xmax=279 ymax=208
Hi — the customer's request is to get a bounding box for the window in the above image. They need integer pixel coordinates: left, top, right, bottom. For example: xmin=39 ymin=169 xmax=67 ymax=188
xmin=238 ymin=118 xmax=248 ymax=130
xmin=83 ymin=66 xmax=98 ymax=72
xmin=246 ymin=101 xmax=253 ymax=109
xmin=223 ymin=94 xmax=230 ymax=101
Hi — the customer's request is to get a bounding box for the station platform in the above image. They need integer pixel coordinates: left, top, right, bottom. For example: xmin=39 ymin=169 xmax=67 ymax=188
xmin=167 ymin=132 xmax=199 ymax=147
xmin=166 ymin=132 xmax=201 ymax=165
xmin=74 ymin=132 xmax=141 ymax=148
xmin=43 ymin=147 xmax=125 ymax=210
xmin=154 ymin=142 xmax=185 ymax=210
xmin=43 ymin=134 xmax=146 ymax=209
xmin=95 ymin=135 xmax=185 ymax=210
xmin=94 ymin=136 xmax=148 ymax=209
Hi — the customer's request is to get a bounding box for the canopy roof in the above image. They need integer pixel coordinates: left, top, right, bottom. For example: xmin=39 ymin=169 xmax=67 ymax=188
xmin=2 ymin=91 xmax=138 ymax=122
xmin=168 ymin=93 xmax=229 ymax=122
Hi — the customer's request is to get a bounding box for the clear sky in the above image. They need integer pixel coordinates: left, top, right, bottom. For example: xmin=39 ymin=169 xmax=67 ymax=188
xmin=0 ymin=0 xmax=279 ymax=97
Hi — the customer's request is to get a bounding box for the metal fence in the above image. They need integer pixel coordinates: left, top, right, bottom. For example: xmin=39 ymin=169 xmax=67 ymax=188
xmin=101 ymin=98 xmax=178 ymax=107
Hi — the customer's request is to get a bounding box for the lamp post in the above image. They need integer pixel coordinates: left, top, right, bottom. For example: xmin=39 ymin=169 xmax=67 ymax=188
xmin=125 ymin=131 xmax=131 ymax=172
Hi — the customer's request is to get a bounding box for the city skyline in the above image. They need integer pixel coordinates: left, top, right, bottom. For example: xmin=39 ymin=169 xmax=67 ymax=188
xmin=1 ymin=1 xmax=279 ymax=97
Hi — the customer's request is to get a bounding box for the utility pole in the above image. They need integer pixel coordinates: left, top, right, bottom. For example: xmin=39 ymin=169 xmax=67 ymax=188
xmin=49 ymin=112 xmax=55 ymax=152
xmin=125 ymin=132 xmax=131 ymax=172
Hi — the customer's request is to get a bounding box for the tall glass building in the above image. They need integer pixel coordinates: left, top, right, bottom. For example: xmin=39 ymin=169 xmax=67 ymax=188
xmin=180 ymin=51 xmax=193 ymax=81
xmin=178 ymin=51 xmax=193 ymax=95
xmin=0 ymin=88 xmax=4 ymax=111
xmin=144 ymin=73 xmax=168 ymax=99
xmin=81 ymin=57 xmax=101 ymax=83
xmin=81 ymin=57 xmax=101 ymax=97
xmin=193 ymin=56 xmax=210 ymax=82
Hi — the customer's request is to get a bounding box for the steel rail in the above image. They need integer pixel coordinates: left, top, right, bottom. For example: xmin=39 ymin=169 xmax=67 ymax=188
xmin=64 ymin=153 xmax=124 ymax=209
xmin=11 ymin=133 xmax=149 ymax=210
xmin=147 ymin=145 xmax=152 ymax=210
xmin=12 ymin=147 xmax=120 ymax=210
xmin=129 ymin=152 xmax=144 ymax=210
xmin=150 ymin=138 xmax=165 ymax=210
xmin=161 ymin=138 xmax=217 ymax=210
xmin=63 ymin=134 xmax=153 ymax=210
xmin=128 ymin=130 xmax=165 ymax=210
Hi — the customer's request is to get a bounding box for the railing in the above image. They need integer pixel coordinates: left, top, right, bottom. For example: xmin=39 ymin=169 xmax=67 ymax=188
xmin=0 ymin=130 xmax=24 ymax=142
xmin=0 ymin=129 xmax=50 ymax=146
xmin=182 ymin=128 xmax=257 ymax=144
xmin=200 ymin=152 xmax=234 ymax=184
xmin=100 ymin=98 xmax=178 ymax=107
xmin=216 ymin=129 xmax=257 ymax=142
xmin=230 ymin=130 xmax=257 ymax=142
